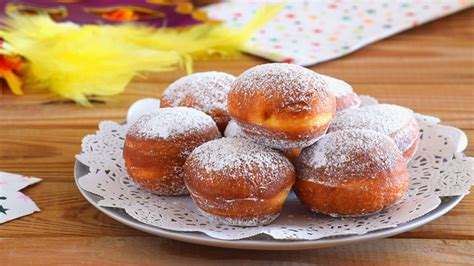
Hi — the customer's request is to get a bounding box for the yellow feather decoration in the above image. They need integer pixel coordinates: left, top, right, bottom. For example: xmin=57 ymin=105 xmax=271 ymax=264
xmin=0 ymin=4 xmax=282 ymax=105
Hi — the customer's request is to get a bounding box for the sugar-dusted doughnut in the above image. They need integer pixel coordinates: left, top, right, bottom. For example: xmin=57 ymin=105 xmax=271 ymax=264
xmin=123 ymin=107 xmax=221 ymax=195
xmin=184 ymin=137 xmax=296 ymax=226
xmin=328 ymin=104 xmax=420 ymax=158
xmin=228 ymin=63 xmax=336 ymax=149
xmin=320 ymin=74 xmax=361 ymax=112
xmin=161 ymin=71 xmax=236 ymax=133
xmin=294 ymin=130 xmax=409 ymax=217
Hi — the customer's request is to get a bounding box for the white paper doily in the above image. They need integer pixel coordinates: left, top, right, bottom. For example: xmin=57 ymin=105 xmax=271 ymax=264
xmin=76 ymin=101 xmax=473 ymax=240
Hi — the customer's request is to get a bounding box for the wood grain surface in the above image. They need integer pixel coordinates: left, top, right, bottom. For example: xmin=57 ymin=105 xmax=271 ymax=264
xmin=1 ymin=8 xmax=473 ymax=265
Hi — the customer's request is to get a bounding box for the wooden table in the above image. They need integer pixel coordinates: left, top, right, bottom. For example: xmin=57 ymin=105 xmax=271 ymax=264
xmin=1 ymin=8 xmax=473 ymax=265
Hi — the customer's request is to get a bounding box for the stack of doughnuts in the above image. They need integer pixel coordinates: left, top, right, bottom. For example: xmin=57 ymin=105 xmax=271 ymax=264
xmin=123 ymin=64 xmax=419 ymax=226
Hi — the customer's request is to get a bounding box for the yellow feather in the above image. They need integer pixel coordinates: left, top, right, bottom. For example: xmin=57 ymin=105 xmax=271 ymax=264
xmin=3 ymin=70 xmax=23 ymax=95
xmin=1 ymin=16 xmax=183 ymax=105
xmin=0 ymin=4 xmax=282 ymax=105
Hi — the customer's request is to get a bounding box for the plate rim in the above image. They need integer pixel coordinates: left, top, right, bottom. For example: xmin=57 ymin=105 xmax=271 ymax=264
xmin=74 ymin=160 xmax=464 ymax=250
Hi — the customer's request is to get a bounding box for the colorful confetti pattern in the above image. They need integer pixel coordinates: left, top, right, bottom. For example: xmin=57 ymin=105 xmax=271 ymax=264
xmin=204 ymin=0 xmax=472 ymax=66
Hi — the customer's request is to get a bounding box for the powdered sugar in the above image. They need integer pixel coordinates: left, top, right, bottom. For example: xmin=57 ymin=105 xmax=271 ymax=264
xmin=301 ymin=136 xmax=329 ymax=169
xmin=235 ymin=127 xmax=325 ymax=150
xmin=197 ymin=208 xmax=280 ymax=227
xmin=359 ymin=95 xmax=379 ymax=106
xmin=230 ymin=63 xmax=331 ymax=112
xmin=128 ymin=107 xmax=217 ymax=139
xmin=161 ymin=71 xmax=236 ymax=113
xmin=329 ymin=104 xmax=418 ymax=153
xmin=189 ymin=137 xmax=290 ymax=175
xmin=298 ymin=130 xmax=403 ymax=185
xmin=224 ymin=119 xmax=247 ymax=138
xmin=329 ymin=104 xmax=414 ymax=135
xmin=320 ymin=74 xmax=353 ymax=97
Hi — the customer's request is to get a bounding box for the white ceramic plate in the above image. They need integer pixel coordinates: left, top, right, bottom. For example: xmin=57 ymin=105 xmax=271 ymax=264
xmin=74 ymin=160 xmax=464 ymax=250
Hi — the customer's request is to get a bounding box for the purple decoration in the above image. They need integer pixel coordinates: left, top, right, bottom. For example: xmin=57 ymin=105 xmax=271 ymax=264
xmin=0 ymin=0 xmax=204 ymax=27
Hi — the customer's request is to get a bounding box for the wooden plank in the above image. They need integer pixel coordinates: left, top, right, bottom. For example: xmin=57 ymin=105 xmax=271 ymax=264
xmin=0 ymin=237 xmax=473 ymax=265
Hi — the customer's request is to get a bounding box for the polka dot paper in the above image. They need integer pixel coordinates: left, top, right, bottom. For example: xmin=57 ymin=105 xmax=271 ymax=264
xmin=203 ymin=0 xmax=472 ymax=66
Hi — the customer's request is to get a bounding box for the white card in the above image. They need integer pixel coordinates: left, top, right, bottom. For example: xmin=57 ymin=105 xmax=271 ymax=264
xmin=0 ymin=172 xmax=41 ymax=224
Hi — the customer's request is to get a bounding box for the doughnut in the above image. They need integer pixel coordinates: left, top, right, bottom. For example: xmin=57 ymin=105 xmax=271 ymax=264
xmin=294 ymin=130 xmax=409 ymax=217
xmin=123 ymin=107 xmax=221 ymax=195
xmin=184 ymin=137 xmax=296 ymax=226
xmin=224 ymin=119 xmax=302 ymax=164
xmin=328 ymin=104 xmax=420 ymax=158
xmin=227 ymin=63 xmax=336 ymax=149
xmin=160 ymin=71 xmax=236 ymax=133
xmin=320 ymin=74 xmax=361 ymax=111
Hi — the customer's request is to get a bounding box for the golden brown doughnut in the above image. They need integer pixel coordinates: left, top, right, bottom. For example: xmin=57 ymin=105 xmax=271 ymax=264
xmin=160 ymin=71 xmax=236 ymax=133
xmin=328 ymin=104 xmax=420 ymax=159
xmin=227 ymin=63 xmax=336 ymax=149
xmin=123 ymin=107 xmax=221 ymax=195
xmin=184 ymin=138 xmax=296 ymax=226
xmin=320 ymin=74 xmax=361 ymax=112
xmin=294 ymin=130 xmax=409 ymax=217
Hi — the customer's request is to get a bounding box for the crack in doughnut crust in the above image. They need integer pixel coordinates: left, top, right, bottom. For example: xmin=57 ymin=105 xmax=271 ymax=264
xmin=319 ymin=74 xmax=361 ymax=112
xmin=228 ymin=63 xmax=336 ymax=149
xmin=328 ymin=104 xmax=420 ymax=159
xmin=184 ymin=137 xmax=295 ymax=226
xmin=124 ymin=107 xmax=221 ymax=196
xmin=161 ymin=71 xmax=236 ymax=133
xmin=294 ymin=130 xmax=409 ymax=217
